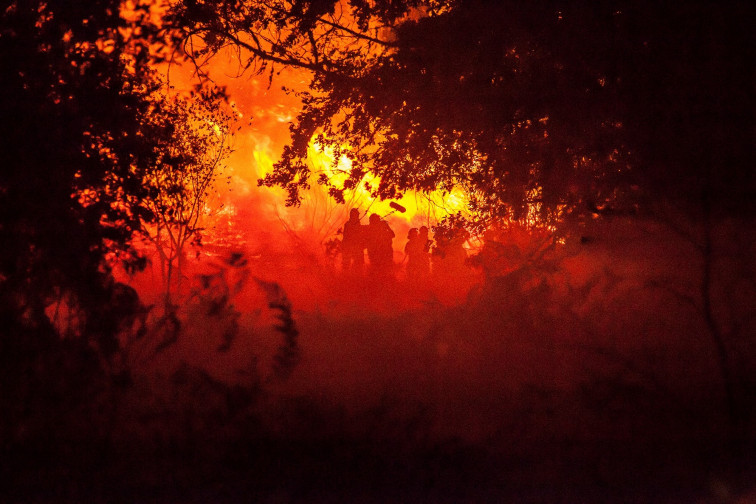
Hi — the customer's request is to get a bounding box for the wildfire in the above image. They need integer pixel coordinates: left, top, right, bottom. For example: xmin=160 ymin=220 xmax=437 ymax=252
xmin=118 ymin=3 xmax=475 ymax=258
xmin=304 ymin=141 xmax=468 ymax=224
xmin=203 ymin=138 xmax=469 ymax=260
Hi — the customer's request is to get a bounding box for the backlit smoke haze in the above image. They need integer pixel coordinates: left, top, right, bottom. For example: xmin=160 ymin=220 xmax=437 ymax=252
xmin=4 ymin=2 xmax=754 ymax=501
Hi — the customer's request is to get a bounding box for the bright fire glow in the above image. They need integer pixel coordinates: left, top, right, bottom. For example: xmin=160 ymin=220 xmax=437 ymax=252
xmin=212 ymin=136 xmax=472 ymax=255
xmin=302 ymin=141 xmax=469 ymax=226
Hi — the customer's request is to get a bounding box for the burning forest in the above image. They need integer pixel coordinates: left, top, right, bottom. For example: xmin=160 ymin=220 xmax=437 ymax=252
xmin=1 ymin=1 xmax=755 ymax=502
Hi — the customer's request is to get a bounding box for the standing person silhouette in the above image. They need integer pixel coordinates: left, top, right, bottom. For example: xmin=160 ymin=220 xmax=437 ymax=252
xmin=405 ymin=228 xmax=420 ymax=279
xmin=341 ymin=208 xmax=365 ymax=273
xmin=365 ymin=213 xmax=395 ymax=275
xmin=405 ymin=227 xmax=431 ymax=280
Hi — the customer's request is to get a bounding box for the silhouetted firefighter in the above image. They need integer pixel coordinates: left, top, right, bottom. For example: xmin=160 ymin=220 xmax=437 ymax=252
xmin=366 ymin=213 xmax=395 ymax=274
xmin=341 ymin=208 xmax=366 ymax=273
xmin=405 ymin=227 xmax=431 ymax=280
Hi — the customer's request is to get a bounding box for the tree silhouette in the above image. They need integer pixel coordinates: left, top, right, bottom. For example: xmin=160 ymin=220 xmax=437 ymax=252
xmin=167 ymin=0 xmax=754 ymax=231
xmin=138 ymin=86 xmax=233 ymax=309
xmin=1 ymin=1 xmax=151 ymax=348
xmin=0 ymin=1 xmax=229 ymax=373
xmin=0 ymin=0 xmax=151 ymax=454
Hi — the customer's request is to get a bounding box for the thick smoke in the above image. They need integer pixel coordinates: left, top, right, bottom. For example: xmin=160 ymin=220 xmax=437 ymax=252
xmin=112 ymin=200 xmax=756 ymax=501
xmin=15 ymin=53 xmax=751 ymax=504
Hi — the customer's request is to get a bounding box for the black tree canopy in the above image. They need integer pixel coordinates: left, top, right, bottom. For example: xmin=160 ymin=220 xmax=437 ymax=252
xmin=169 ymin=0 xmax=755 ymax=231
xmin=0 ymin=0 xmax=227 ymax=352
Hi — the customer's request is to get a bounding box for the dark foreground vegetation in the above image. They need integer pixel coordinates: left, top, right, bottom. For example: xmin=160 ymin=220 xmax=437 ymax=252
xmin=3 ymin=216 xmax=756 ymax=504
xmin=2 ymin=1 xmax=754 ymax=502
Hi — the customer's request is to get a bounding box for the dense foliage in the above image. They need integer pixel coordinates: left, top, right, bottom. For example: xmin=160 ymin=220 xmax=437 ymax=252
xmin=0 ymin=0 xmax=232 ymax=437
xmin=168 ymin=0 xmax=755 ymax=230
xmin=1 ymin=1 xmax=152 ymax=347
xmin=0 ymin=0 xmax=232 ymax=341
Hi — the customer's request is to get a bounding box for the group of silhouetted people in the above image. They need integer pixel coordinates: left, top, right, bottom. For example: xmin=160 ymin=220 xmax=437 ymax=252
xmin=341 ymin=208 xmax=396 ymax=275
xmin=340 ymin=208 xmax=469 ymax=279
